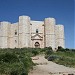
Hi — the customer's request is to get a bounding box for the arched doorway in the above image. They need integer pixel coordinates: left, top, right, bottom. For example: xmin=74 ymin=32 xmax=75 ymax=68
xmin=35 ymin=42 xmax=40 ymax=48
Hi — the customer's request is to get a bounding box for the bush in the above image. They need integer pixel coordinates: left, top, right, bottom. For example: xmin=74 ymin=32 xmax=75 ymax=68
xmin=0 ymin=48 xmax=34 ymax=75
xmin=0 ymin=53 xmax=19 ymax=63
xmin=21 ymin=73 xmax=28 ymax=75
xmin=32 ymin=50 xmax=39 ymax=56
xmin=45 ymin=49 xmax=53 ymax=55
xmin=10 ymin=70 xmax=18 ymax=75
xmin=47 ymin=50 xmax=75 ymax=68
xmin=47 ymin=55 xmax=59 ymax=61
xmin=57 ymin=46 xmax=65 ymax=52
xmin=44 ymin=46 xmax=52 ymax=50
xmin=45 ymin=55 xmax=49 ymax=59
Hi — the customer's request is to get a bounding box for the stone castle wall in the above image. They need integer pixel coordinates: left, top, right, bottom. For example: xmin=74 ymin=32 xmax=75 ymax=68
xmin=55 ymin=25 xmax=65 ymax=48
xmin=0 ymin=22 xmax=10 ymax=48
xmin=19 ymin=16 xmax=31 ymax=48
xmin=44 ymin=18 xmax=55 ymax=50
xmin=30 ymin=21 xmax=44 ymax=48
xmin=0 ymin=16 xmax=65 ymax=50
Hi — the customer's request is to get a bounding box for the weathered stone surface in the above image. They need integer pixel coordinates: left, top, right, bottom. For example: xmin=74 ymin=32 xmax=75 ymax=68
xmin=0 ymin=16 xmax=65 ymax=50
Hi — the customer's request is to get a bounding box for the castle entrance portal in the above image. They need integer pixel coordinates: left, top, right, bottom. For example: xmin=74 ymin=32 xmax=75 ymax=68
xmin=35 ymin=42 xmax=40 ymax=48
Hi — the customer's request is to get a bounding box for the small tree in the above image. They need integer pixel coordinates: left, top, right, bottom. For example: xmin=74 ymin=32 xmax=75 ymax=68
xmin=57 ymin=46 xmax=65 ymax=52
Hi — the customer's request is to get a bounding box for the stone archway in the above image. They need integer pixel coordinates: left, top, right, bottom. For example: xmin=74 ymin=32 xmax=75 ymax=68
xmin=35 ymin=42 xmax=40 ymax=48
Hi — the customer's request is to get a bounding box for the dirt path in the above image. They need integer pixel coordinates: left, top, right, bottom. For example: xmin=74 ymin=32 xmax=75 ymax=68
xmin=28 ymin=55 xmax=75 ymax=75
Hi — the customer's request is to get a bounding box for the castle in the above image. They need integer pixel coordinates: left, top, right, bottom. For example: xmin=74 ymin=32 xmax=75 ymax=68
xmin=0 ymin=16 xmax=65 ymax=50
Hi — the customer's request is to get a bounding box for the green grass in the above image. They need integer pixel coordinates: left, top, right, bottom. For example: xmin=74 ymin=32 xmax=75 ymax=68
xmin=46 ymin=50 xmax=75 ymax=68
xmin=0 ymin=48 xmax=36 ymax=75
xmin=55 ymin=52 xmax=75 ymax=67
xmin=0 ymin=47 xmax=49 ymax=75
xmin=0 ymin=47 xmax=75 ymax=75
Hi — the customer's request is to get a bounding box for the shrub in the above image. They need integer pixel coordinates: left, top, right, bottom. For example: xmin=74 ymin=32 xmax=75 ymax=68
xmin=65 ymin=48 xmax=70 ymax=51
xmin=45 ymin=55 xmax=49 ymax=59
xmin=0 ymin=53 xmax=19 ymax=63
xmin=32 ymin=50 xmax=39 ymax=56
xmin=21 ymin=72 xmax=28 ymax=75
xmin=0 ymin=48 xmax=34 ymax=75
xmin=10 ymin=70 xmax=18 ymax=75
xmin=44 ymin=46 xmax=52 ymax=50
xmin=47 ymin=55 xmax=59 ymax=61
xmin=45 ymin=50 xmax=53 ymax=55
xmin=57 ymin=46 xmax=65 ymax=52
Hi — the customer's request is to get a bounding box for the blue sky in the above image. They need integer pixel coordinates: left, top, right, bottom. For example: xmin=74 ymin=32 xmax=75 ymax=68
xmin=0 ymin=0 xmax=74 ymax=49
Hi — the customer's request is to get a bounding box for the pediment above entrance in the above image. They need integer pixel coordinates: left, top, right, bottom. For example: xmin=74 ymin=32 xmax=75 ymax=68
xmin=31 ymin=34 xmax=43 ymax=40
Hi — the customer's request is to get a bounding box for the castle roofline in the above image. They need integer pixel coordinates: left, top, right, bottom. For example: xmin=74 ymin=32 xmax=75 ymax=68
xmin=31 ymin=20 xmax=43 ymax=23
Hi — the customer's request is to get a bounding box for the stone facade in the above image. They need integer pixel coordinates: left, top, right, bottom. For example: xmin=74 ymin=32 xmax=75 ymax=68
xmin=0 ymin=16 xmax=65 ymax=50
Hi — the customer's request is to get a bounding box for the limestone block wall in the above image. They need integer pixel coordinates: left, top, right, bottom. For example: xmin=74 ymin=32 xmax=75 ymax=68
xmin=0 ymin=22 xmax=10 ymax=48
xmin=44 ymin=18 xmax=55 ymax=50
xmin=55 ymin=26 xmax=58 ymax=49
xmin=0 ymin=16 xmax=65 ymax=49
xmin=31 ymin=21 xmax=44 ymax=48
xmin=9 ymin=23 xmax=18 ymax=48
xmin=55 ymin=25 xmax=65 ymax=48
xmin=31 ymin=21 xmax=44 ymax=33
xmin=19 ymin=16 xmax=31 ymax=48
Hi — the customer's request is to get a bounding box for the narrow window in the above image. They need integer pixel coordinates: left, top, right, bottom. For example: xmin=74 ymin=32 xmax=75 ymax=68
xmin=15 ymin=40 xmax=17 ymax=43
xmin=36 ymin=29 xmax=38 ymax=33
xmin=15 ymin=30 xmax=17 ymax=35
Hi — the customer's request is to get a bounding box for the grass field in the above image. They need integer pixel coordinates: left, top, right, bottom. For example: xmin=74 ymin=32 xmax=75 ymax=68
xmin=51 ymin=51 xmax=75 ymax=67
xmin=0 ymin=48 xmax=36 ymax=75
xmin=45 ymin=47 xmax=75 ymax=68
xmin=0 ymin=47 xmax=75 ymax=75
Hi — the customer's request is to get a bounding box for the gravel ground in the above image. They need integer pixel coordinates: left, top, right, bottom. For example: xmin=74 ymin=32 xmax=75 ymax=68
xmin=28 ymin=55 xmax=75 ymax=75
